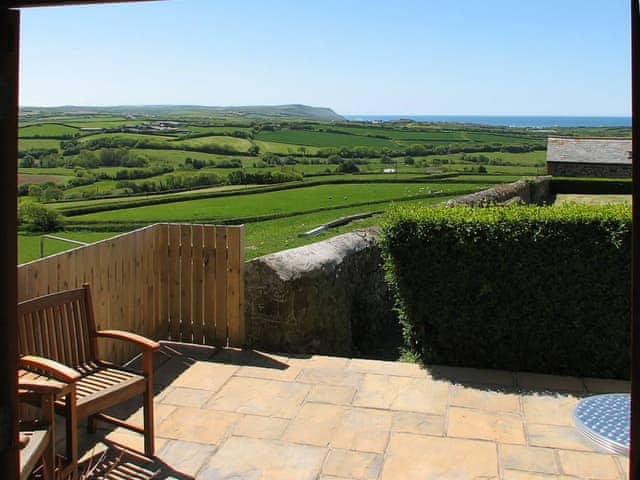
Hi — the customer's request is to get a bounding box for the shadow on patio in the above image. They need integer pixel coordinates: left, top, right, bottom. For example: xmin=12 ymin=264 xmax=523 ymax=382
xmin=65 ymin=343 xmax=629 ymax=480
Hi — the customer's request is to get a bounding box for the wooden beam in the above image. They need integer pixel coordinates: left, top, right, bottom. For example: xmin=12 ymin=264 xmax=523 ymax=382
xmin=0 ymin=8 xmax=19 ymax=480
xmin=7 ymin=0 xmax=161 ymax=7
xmin=631 ymin=0 xmax=640 ymax=477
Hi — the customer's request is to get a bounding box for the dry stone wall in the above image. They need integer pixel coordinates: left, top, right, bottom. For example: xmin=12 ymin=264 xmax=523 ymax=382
xmin=244 ymin=228 xmax=395 ymax=355
xmin=446 ymin=176 xmax=551 ymax=207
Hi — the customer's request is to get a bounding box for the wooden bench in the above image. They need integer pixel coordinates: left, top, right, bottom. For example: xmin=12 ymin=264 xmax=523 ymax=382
xmin=18 ymin=283 xmax=160 ymax=479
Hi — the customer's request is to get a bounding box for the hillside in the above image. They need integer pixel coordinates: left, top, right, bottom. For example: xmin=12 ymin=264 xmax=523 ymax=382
xmin=20 ymin=104 xmax=345 ymax=122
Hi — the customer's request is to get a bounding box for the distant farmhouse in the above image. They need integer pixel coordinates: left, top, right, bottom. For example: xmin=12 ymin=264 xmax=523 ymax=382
xmin=546 ymin=137 xmax=631 ymax=178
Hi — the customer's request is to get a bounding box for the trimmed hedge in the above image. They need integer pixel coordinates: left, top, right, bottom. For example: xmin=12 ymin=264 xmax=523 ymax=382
xmin=381 ymin=204 xmax=631 ymax=379
xmin=551 ymin=177 xmax=631 ymax=195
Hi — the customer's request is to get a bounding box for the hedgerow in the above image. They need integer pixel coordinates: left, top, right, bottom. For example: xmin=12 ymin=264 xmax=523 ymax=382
xmin=381 ymin=204 xmax=631 ymax=378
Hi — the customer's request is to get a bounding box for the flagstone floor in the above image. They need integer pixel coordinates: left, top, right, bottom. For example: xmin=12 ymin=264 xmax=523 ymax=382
xmin=66 ymin=343 xmax=630 ymax=479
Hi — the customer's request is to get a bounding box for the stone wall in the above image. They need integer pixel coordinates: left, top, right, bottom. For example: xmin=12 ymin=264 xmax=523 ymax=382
xmin=244 ymin=228 xmax=396 ymax=355
xmin=547 ymin=162 xmax=631 ymax=178
xmin=446 ymin=176 xmax=551 ymax=207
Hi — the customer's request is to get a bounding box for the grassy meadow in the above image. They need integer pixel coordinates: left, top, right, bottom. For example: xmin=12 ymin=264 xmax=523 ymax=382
xmin=16 ymin=108 xmax=630 ymax=263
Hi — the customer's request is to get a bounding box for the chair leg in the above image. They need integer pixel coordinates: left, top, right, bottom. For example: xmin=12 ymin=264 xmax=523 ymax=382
xmin=143 ymin=352 xmax=155 ymax=457
xmin=87 ymin=414 xmax=98 ymax=434
xmin=42 ymin=392 xmax=56 ymax=480
xmin=65 ymin=390 xmax=78 ymax=480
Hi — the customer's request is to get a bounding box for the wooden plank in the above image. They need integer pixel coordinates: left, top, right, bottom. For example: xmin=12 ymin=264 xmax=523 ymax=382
xmin=104 ymin=237 xmax=118 ymax=360
xmin=191 ymin=225 xmax=204 ymax=345
xmin=126 ymin=231 xmax=137 ymax=360
xmin=202 ymin=225 xmax=216 ymax=345
xmin=180 ymin=225 xmax=192 ymax=342
xmin=96 ymin=241 xmax=109 ymax=333
xmin=114 ymin=235 xmax=128 ymax=360
xmin=156 ymin=224 xmax=169 ymax=340
xmin=214 ymin=227 xmax=228 ymax=346
xmin=17 ymin=265 xmax=28 ymax=302
xmin=134 ymin=227 xmax=144 ymax=338
xmin=57 ymin=250 xmax=73 ymax=292
xmin=143 ymin=225 xmax=155 ymax=340
xmin=67 ymin=250 xmax=78 ymax=290
xmin=73 ymin=248 xmax=86 ymax=289
xmin=30 ymin=259 xmax=47 ymax=299
xmin=226 ymin=226 xmax=245 ymax=347
xmin=46 ymin=255 xmax=58 ymax=295
xmin=168 ymin=224 xmax=181 ymax=341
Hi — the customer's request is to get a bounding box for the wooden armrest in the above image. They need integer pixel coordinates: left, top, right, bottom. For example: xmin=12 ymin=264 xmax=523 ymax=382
xmin=19 ymin=356 xmax=81 ymax=383
xmin=95 ymin=330 xmax=161 ymax=351
xmin=18 ymin=379 xmax=64 ymax=394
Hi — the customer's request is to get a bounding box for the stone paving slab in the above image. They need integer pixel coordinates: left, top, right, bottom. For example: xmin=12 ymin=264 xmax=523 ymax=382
xmin=380 ymin=433 xmax=499 ymax=479
xmin=74 ymin=347 xmax=629 ymax=480
xmin=198 ymin=436 xmax=326 ymax=480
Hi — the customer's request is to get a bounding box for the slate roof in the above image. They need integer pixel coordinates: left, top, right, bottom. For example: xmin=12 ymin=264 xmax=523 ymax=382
xmin=547 ymin=137 xmax=632 ymax=165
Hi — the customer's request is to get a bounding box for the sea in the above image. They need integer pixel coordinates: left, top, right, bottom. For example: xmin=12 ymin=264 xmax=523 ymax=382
xmin=343 ymin=115 xmax=631 ymax=128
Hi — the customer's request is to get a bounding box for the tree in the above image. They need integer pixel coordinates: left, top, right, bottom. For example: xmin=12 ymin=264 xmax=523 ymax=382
xmin=27 ymin=184 xmax=43 ymax=199
xmin=18 ymin=202 xmax=63 ymax=232
xmin=404 ymin=156 xmax=415 ymax=165
xmin=338 ymin=159 xmax=359 ymax=173
xmin=76 ymin=150 xmax=98 ymax=168
xmin=248 ymin=145 xmax=260 ymax=156
xmin=39 ymin=153 xmax=60 ymax=168
xmin=41 ymin=184 xmax=63 ymax=202
xmin=19 ymin=155 xmax=35 ymax=168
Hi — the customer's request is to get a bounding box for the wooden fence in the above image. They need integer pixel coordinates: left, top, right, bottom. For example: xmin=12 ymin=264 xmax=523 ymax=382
xmin=18 ymin=223 xmax=244 ymax=363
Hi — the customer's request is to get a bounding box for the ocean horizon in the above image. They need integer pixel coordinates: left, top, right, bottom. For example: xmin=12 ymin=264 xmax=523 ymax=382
xmin=343 ymin=115 xmax=631 ymax=128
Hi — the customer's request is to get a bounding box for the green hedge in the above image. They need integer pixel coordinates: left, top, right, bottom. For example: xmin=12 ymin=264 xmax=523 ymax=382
xmin=381 ymin=204 xmax=631 ymax=378
xmin=551 ymin=177 xmax=631 ymax=195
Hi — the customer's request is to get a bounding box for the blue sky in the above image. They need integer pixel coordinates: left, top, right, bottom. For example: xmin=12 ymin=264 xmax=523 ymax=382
xmin=19 ymin=0 xmax=630 ymax=116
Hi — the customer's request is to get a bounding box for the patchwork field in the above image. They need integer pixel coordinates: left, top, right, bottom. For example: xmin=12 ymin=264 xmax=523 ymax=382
xmin=17 ymin=109 xmax=629 ymax=264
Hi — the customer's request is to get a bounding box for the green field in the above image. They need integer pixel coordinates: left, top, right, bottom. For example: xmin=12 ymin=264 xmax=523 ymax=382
xmin=20 ymin=193 xmax=469 ymax=264
xmin=78 ymin=132 xmax=176 ymax=142
xmin=20 ymin=107 xmax=622 ymax=264
xmin=172 ymin=135 xmax=253 ymax=152
xmin=243 ymin=194 xmax=463 ymax=258
xmin=19 ymin=123 xmax=79 ymax=138
xmin=19 ymin=167 xmax=77 ymax=176
xmin=18 ymin=231 xmax=120 ymax=264
xmin=186 ymin=126 xmax=252 ymax=135
xmin=19 ymin=138 xmax=61 ymax=151
xmin=255 ymin=129 xmax=398 ymax=148
xmin=253 ymin=140 xmax=323 ymax=155
xmin=69 ymin=182 xmax=488 ymax=224
xmin=65 ymin=119 xmax=139 ymax=128
xmin=130 ymin=148 xmax=232 ymax=165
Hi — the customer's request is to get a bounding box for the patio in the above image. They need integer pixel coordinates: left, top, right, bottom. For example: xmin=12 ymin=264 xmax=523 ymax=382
xmin=66 ymin=343 xmax=629 ymax=480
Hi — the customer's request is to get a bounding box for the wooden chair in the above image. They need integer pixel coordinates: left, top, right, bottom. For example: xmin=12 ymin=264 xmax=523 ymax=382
xmin=18 ymin=283 xmax=161 ymax=479
xmin=18 ymin=377 xmax=58 ymax=480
